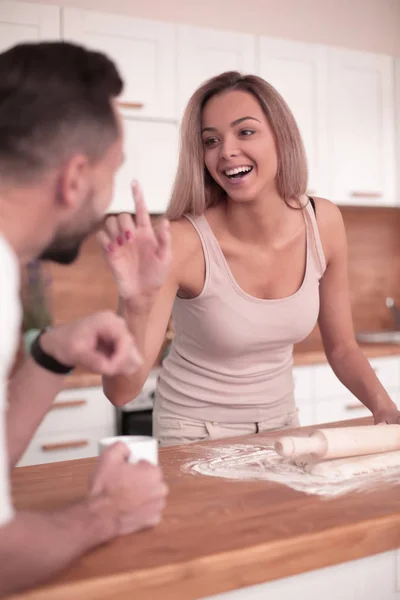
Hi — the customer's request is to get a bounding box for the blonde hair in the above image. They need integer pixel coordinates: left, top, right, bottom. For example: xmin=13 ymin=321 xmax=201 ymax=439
xmin=166 ymin=71 xmax=308 ymax=221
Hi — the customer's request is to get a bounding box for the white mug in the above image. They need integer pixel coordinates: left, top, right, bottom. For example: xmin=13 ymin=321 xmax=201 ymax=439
xmin=98 ymin=435 xmax=158 ymax=466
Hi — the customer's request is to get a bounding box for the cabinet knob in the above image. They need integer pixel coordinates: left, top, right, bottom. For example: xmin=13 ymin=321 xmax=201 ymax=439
xmin=350 ymin=191 xmax=383 ymax=198
xmin=41 ymin=439 xmax=89 ymax=452
xmin=50 ymin=399 xmax=87 ymax=410
xmin=345 ymin=403 xmax=365 ymax=411
xmin=118 ymin=101 xmax=144 ymax=110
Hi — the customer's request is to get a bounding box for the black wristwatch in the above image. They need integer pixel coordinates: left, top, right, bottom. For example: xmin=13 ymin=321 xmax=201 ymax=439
xmin=30 ymin=329 xmax=75 ymax=375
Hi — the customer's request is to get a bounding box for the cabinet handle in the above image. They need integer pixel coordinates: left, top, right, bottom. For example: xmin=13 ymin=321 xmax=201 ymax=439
xmin=350 ymin=191 xmax=383 ymax=198
xmin=118 ymin=101 xmax=144 ymax=110
xmin=41 ymin=439 xmax=89 ymax=452
xmin=50 ymin=399 xmax=87 ymax=410
xmin=345 ymin=403 xmax=365 ymax=411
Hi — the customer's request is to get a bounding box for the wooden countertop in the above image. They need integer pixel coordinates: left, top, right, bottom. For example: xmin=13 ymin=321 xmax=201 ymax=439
xmin=64 ymin=341 xmax=400 ymax=389
xmin=9 ymin=417 xmax=400 ymax=600
xmin=293 ymin=338 xmax=400 ymax=366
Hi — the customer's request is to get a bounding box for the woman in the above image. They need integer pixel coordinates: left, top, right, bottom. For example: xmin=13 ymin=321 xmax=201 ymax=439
xmin=99 ymin=71 xmax=400 ymax=446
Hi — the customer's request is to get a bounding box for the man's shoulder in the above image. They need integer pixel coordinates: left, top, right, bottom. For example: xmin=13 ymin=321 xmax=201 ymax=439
xmin=0 ymin=235 xmax=20 ymax=299
xmin=0 ymin=234 xmax=22 ymax=378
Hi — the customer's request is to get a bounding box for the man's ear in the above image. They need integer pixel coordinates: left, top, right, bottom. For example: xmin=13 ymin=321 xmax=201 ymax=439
xmin=56 ymin=154 xmax=91 ymax=211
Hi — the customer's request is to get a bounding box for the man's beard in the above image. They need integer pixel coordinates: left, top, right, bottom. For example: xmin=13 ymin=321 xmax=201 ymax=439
xmin=38 ymin=186 xmax=103 ymax=265
xmin=38 ymin=238 xmax=83 ymax=264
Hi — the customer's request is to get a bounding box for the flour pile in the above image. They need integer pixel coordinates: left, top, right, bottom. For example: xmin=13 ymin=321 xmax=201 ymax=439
xmin=182 ymin=443 xmax=400 ymax=498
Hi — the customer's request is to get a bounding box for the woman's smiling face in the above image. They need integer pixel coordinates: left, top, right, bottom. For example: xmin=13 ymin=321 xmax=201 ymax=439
xmin=201 ymin=89 xmax=279 ymax=203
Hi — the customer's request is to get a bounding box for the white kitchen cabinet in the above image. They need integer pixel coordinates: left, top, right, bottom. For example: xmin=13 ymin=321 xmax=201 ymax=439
xmin=177 ymin=25 xmax=256 ymax=116
xmin=297 ymin=403 xmax=314 ymax=427
xmin=315 ymin=356 xmax=399 ymax=400
xmin=369 ymin=356 xmax=400 ymax=390
xmin=315 ymin=395 xmax=371 ymax=424
xmin=17 ymin=426 xmax=113 ymax=467
xmin=258 ymin=37 xmax=329 ymax=198
xmin=314 ymin=363 xmax=352 ymax=402
xmin=313 ymin=356 xmax=400 ymax=424
xmin=34 ymin=386 xmax=116 ymax=438
xmin=109 ymin=119 xmax=179 ymax=214
xmin=2 ymin=6 xmax=398 ymax=211
xmin=17 ymin=386 xmax=116 ymax=466
xmin=396 ymin=58 xmax=400 ymax=209
xmin=0 ymin=1 xmax=60 ymax=52
xmin=206 ymin=549 xmax=399 ymax=600
xmin=327 ymin=48 xmax=396 ymax=206
xmin=390 ymin=391 xmax=400 ymax=411
xmin=63 ymin=8 xmax=176 ymax=120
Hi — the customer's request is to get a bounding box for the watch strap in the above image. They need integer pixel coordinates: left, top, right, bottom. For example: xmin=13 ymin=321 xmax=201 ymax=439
xmin=30 ymin=330 xmax=75 ymax=375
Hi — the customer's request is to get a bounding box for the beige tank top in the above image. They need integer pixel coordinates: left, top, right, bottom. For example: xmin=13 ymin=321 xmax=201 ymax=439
xmin=156 ymin=199 xmax=326 ymax=423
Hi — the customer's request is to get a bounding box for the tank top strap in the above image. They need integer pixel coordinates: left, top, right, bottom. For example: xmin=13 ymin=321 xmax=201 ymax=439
xmin=183 ymin=213 xmax=229 ymax=272
xmin=303 ymin=196 xmax=327 ymax=279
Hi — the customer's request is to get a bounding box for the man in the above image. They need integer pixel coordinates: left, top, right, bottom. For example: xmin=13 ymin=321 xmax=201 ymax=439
xmin=0 ymin=41 xmax=170 ymax=596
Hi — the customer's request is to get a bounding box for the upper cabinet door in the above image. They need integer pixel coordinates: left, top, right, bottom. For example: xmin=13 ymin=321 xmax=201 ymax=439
xmin=328 ymin=49 xmax=396 ymax=206
xmin=108 ymin=119 xmax=179 ymax=215
xmin=63 ymin=9 xmax=176 ymax=120
xmin=258 ymin=37 xmax=329 ymax=199
xmin=177 ymin=25 xmax=256 ymax=115
xmin=0 ymin=1 xmax=60 ymax=51
xmin=396 ymin=58 xmax=400 ymax=210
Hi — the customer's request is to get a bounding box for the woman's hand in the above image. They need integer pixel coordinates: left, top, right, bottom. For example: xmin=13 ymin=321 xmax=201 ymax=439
xmin=97 ymin=181 xmax=171 ymax=312
xmin=373 ymin=403 xmax=400 ymax=425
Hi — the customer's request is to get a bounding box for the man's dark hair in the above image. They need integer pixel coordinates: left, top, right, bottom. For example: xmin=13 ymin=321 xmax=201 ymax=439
xmin=0 ymin=41 xmax=123 ymax=181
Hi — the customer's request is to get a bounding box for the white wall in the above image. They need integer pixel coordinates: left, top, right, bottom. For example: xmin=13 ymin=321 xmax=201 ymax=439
xmin=14 ymin=0 xmax=400 ymax=54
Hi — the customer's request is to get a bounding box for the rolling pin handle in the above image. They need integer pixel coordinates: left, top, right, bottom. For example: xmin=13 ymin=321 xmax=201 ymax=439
xmin=275 ymin=433 xmax=325 ymax=458
xmin=275 ymin=437 xmax=296 ymax=458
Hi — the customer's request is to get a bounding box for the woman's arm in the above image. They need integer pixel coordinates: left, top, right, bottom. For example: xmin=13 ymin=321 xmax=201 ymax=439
xmin=315 ymin=197 xmax=399 ymax=424
xmin=102 ymin=275 xmax=178 ymax=406
xmin=99 ymin=183 xmax=200 ymax=406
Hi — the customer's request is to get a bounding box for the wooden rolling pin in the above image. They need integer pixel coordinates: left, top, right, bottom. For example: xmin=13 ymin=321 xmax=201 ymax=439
xmin=275 ymin=425 xmax=400 ymax=460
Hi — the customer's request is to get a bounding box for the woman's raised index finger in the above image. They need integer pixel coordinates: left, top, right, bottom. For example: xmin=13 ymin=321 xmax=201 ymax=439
xmin=132 ymin=180 xmax=152 ymax=228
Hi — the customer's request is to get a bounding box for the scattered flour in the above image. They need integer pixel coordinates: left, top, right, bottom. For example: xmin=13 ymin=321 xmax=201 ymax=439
xmin=182 ymin=443 xmax=400 ymax=498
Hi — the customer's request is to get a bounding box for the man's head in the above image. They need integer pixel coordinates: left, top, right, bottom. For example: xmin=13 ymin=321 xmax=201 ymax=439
xmin=0 ymin=41 xmax=124 ymax=263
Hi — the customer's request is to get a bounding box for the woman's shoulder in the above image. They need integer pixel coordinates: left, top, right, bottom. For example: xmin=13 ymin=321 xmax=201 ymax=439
xmin=311 ymin=196 xmax=344 ymax=228
xmin=167 ymin=215 xmax=207 ymax=292
xmin=168 ymin=216 xmax=204 ymax=266
xmin=169 ymin=215 xmax=201 ymax=242
xmin=310 ymin=196 xmax=346 ymax=262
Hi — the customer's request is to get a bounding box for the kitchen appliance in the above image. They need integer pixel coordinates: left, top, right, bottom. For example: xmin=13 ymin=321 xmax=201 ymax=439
xmin=116 ymin=368 xmax=160 ymax=436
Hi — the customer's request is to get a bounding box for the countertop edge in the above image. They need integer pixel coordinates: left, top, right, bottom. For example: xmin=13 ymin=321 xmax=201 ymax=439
xmin=13 ymin=512 xmax=400 ymax=600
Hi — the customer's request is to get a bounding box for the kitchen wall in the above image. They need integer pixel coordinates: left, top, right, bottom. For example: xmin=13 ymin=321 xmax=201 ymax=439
xmin=48 ymin=234 xmax=118 ymax=324
xmin=13 ymin=0 xmax=400 ymax=55
xmin=45 ymin=207 xmax=400 ymax=355
xmin=344 ymin=207 xmax=400 ymax=332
